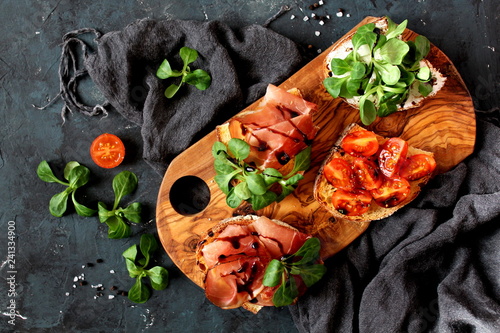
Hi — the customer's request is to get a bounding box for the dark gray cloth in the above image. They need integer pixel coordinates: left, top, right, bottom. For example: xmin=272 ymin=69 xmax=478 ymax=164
xmin=290 ymin=119 xmax=500 ymax=333
xmin=58 ymin=18 xmax=303 ymax=175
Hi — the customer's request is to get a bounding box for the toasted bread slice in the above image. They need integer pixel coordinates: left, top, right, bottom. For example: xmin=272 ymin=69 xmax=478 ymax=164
xmin=324 ymin=16 xmax=446 ymax=111
xmin=215 ymin=87 xmax=308 ymax=176
xmin=196 ymin=215 xmax=305 ymax=313
xmin=314 ymin=123 xmax=435 ymax=222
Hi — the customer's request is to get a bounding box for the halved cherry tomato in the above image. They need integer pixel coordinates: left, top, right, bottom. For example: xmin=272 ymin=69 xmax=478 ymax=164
xmin=378 ymin=137 xmax=408 ymax=178
xmin=323 ymin=158 xmax=357 ymax=191
xmin=331 ymin=189 xmax=372 ymax=216
xmin=353 ymin=157 xmax=383 ymax=190
xmin=399 ymin=154 xmax=437 ymax=181
xmin=90 ymin=133 xmax=125 ymax=169
xmin=341 ymin=130 xmax=379 ymax=157
xmin=370 ymin=176 xmax=411 ymax=208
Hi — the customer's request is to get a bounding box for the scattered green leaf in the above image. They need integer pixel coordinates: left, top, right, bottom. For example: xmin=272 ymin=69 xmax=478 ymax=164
xmin=156 ymin=46 xmax=211 ymax=99
xmin=122 ymin=234 xmax=169 ymax=303
xmin=98 ymin=171 xmax=142 ymax=239
xmin=37 ymin=161 xmax=96 ymax=217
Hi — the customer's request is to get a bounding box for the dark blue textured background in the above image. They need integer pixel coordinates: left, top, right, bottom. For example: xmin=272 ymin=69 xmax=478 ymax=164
xmin=0 ymin=0 xmax=498 ymax=332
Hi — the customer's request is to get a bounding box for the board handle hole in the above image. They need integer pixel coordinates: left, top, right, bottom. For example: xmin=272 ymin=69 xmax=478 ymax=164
xmin=169 ymin=176 xmax=210 ymax=216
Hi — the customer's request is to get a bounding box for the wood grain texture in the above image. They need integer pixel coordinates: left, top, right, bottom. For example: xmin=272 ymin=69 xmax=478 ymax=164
xmin=156 ymin=16 xmax=475 ymax=288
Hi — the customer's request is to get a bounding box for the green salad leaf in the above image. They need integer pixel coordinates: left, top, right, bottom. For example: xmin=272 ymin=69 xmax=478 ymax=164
xmin=323 ymin=17 xmax=432 ymax=125
xmin=156 ymin=46 xmax=211 ymax=99
xmin=263 ymin=238 xmax=326 ymax=307
xmin=212 ymin=139 xmax=311 ymax=211
xmin=37 ymin=160 xmax=96 ymax=217
xmin=122 ymin=234 xmax=169 ymax=303
xmin=98 ymin=171 xmax=142 ymax=239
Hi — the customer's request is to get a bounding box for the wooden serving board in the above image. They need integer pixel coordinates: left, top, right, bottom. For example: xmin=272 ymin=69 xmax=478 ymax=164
xmin=156 ymin=17 xmax=475 ymax=288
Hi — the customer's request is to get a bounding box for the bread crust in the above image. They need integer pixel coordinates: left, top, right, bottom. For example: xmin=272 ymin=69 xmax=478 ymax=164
xmin=313 ymin=123 xmax=435 ymax=222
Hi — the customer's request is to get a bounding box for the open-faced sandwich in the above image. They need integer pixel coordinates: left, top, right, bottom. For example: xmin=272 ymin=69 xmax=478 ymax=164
xmin=212 ymin=84 xmax=319 ymax=211
xmin=196 ymin=215 xmax=326 ymax=313
xmin=314 ymin=123 xmax=437 ymax=222
xmin=323 ymin=16 xmax=446 ymax=125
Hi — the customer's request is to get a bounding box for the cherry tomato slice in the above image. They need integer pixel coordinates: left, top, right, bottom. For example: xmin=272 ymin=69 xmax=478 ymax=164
xmin=323 ymin=158 xmax=357 ymax=191
xmin=341 ymin=130 xmax=379 ymax=157
xmin=378 ymin=137 xmax=408 ymax=178
xmin=90 ymin=133 xmax=125 ymax=169
xmin=399 ymin=154 xmax=437 ymax=181
xmin=353 ymin=157 xmax=383 ymax=190
xmin=370 ymin=176 xmax=411 ymax=208
xmin=331 ymin=189 xmax=372 ymax=216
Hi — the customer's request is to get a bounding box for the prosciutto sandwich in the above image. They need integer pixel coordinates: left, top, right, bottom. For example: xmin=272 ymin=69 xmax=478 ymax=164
xmin=217 ymin=84 xmax=318 ymax=171
xmin=196 ymin=215 xmax=323 ymax=313
xmin=212 ymin=84 xmax=319 ymax=211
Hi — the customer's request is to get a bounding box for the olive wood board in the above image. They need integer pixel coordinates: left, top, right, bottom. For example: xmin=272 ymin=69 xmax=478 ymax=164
xmin=156 ymin=16 xmax=476 ymax=288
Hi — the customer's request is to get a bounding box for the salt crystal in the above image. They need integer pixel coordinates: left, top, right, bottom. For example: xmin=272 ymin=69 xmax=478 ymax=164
xmin=303 ymin=16 xmax=309 ymax=21
xmin=73 ymin=284 xmax=77 ymax=288
xmin=110 ymin=270 xmax=115 ymax=274
xmin=336 ymin=11 xmax=343 ymax=17
xmin=73 ymin=276 xmax=78 ymax=282
xmin=346 ymin=14 xmax=351 ymax=17
xmin=319 ymin=20 xmax=325 ymax=25
xmin=290 ymin=14 xmax=295 ymax=20
xmin=65 ymin=292 xmax=70 ymax=296
xmin=319 ymin=0 xmax=324 ymax=5
xmin=326 ymin=15 xmax=331 ymax=19
xmin=108 ymin=295 xmax=115 ymax=300
xmin=315 ymin=31 xmax=321 ymax=36
xmin=311 ymin=13 xmax=316 ymax=18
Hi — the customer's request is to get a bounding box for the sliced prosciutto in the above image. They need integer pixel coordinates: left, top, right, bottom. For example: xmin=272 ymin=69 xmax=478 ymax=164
xmin=199 ymin=216 xmax=312 ymax=309
xmin=200 ymin=224 xmax=269 ymax=269
xmin=246 ymin=114 xmax=318 ymax=169
xmin=225 ymin=84 xmax=318 ymax=170
xmin=204 ymin=256 xmax=269 ymax=309
xmin=251 ymin=216 xmax=311 ymax=258
xmin=228 ymin=104 xmax=295 ymax=140
xmin=261 ymin=84 xmax=317 ymax=116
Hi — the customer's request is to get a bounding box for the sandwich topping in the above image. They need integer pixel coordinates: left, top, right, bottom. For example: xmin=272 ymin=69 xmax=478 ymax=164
xmin=323 ymin=17 xmax=446 ymax=125
xmin=212 ymin=84 xmax=319 ymax=211
xmin=197 ymin=216 xmax=324 ymax=310
xmin=227 ymin=84 xmax=318 ymax=170
xmin=322 ymin=127 xmax=436 ymax=216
